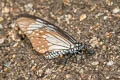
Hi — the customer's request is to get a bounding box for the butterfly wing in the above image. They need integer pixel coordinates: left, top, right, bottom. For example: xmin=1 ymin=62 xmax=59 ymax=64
xmin=15 ymin=15 xmax=77 ymax=55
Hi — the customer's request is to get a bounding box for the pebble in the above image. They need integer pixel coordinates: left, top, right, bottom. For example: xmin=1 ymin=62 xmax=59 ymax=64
xmin=103 ymin=16 xmax=108 ymax=20
xmin=0 ymin=24 xmax=3 ymax=29
xmin=24 ymin=3 xmax=33 ymax=12
xmin=106 ymin=76 xmax=110 ymax=79
xmin=95 ymin=13 xmax=104 ymax=18
xmin=112 ymin=7 xmax=120 ymax=13
xmin=31 ymin=65 xmax=36 ymax=70
xmin=2 ymin=7 xmax=10 ymax=13
xmin=45 ymin=68 xmax=52 ymax=74
xmin=12 ymin=54 xmax=16 ymax=58
xmin=106 ymin=0 xmax=113 ymax=6
xmin=105 ymin=32 xmax=110 ymax=37
xmin=80 ymin=14 xmax=87 ymax=21
xmin=66 ymin=74 xmax=72 ymax=79
xmin=79 ymin=69 xmax=84 ymax=73
xmin=0 ymin=17 xmax=4 ymax=22
xmin=0 ymin=37 xmax=5 ymax=44
xmin=107 ymin=60 xmax=114 ymax=66
xmin=89 ymin=37 xmax=99 ymax=47
xmin=65 ymin=14 xmax=72 ymax=24
xmin=103 ymin=45 xmax=107 ymax=51
xmin=92 ymin=61 xmax=99 ymax=65
xmin=118 ymin=36 xmax=120 ymax=38
xmin=67 ymin=14 xmax=72 ymax=20
xmin=36 ymin=69 xmax=44 ymax=77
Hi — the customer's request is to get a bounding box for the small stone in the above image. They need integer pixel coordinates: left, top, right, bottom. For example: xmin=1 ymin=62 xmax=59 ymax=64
xmin=107 ymin=60 xmax=114 ymax=66
xmin=89 ymin=4 xmax=97 ymax=12
xmin=2 ymin=7 xmax=10 ymax=13
xmin=27 ymin=3 xmax=33 ymax=8
xmin=112 ymin=7 xmax=120 ymax=14
xmin=103 ymin=45 xmax=107 ymax=50
xmin=0 ymin=17 xmax=4 ymax=22
xmin=103 ymin=16 xmax=108 ymax=20
xmin=0 ymin=37 xmax=5 ymax=44
xmin=67 ymin=14 xmax=72 ymax=19
xmin=106 ymin=0 xmax=113 ymax=6
xmin=95 ymin=13 xmax=104 ymax=18
xmin=73 ymin=9 xmax=77 ymax=13
xmin=106 ymin=76 xmax=110 ymax=79
xmin=79 ymin=69 xmax=84 ymax=73
xmin=10 ymin=23 xmax=16 ymax=28
xmin=37 ymin=69 xmax=44 ymax=77
xmin=24 ymin=3 xmax=33 ymax=9
xmin=12 ymin=54 xmax=16 ymax=58
xmin=66 ymin=74 xmax=72 ymax=79
xmin=113 ymin=14 xmax=120 ymax=18
xmin=4 ymin=67 xmax=9 ymax=71
xmin=80 ymin=14 xmax=87 ymax=21
xmin=89 ymin=37 xmax=99 ymax=47
xmin=31 ymin=65 xmax=36 ymax=70
xmin=45 ymin=68 xmax=52 ymax=74
xmin=105 ymin=32 xmax=110 ymax=37
xmin=12 ymin=42 xmax=19 ymax=48
xmin=118 ymin=36 xmax=120 ymax=38
xmin=92 ymin=61 xmax=99 ymax=65
xmin=99 ymin=41 xmax=103 ymax=45
xmin=65 ymin=14 xmax=72 ymax=24
xmin=0 ymin=24 xmax=3 ymax=29
xmin=64 ymin=0 xmax=71 ymax=6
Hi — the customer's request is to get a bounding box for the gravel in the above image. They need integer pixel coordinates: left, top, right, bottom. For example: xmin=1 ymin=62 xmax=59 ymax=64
xmin=0 ymin=0 xmax=120 ymax=80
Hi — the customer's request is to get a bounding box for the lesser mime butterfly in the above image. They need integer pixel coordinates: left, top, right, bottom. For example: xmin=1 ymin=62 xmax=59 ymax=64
xmin=12 ymin=14 xmax=90 ymax=59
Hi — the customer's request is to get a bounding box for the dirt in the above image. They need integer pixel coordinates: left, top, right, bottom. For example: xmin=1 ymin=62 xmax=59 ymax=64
xmin=0 ymin=0 xmax=120 ymax=80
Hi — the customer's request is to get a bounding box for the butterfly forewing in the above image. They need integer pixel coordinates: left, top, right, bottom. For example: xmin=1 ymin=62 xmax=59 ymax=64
xmin=15 ymin=16 xmax=75 ymax=55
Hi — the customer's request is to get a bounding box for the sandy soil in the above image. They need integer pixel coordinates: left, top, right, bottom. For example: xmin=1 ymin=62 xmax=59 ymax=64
xmin=0 ymin=0 xmax=120 ymax=80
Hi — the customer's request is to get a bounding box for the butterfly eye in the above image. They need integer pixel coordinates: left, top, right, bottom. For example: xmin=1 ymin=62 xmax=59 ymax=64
xmin=14 ymin=14 xmax=86 ymax=59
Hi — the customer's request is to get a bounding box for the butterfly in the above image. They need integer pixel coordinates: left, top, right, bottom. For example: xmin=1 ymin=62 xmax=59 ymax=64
xmin=12 ymin=14 xmax=90 ymax=59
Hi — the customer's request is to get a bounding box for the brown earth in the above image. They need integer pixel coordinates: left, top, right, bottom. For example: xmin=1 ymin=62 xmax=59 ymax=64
xmin=0 ymin=0 xmax=120 ymax=80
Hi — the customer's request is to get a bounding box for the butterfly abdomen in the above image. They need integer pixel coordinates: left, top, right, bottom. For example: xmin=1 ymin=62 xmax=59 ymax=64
xmin=45 ymin=43 xmax=86 ymax=59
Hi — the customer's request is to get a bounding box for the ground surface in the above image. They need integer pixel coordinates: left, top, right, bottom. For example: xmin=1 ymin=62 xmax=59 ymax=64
xmin=0 ymin=0 xmax=120 ymax=80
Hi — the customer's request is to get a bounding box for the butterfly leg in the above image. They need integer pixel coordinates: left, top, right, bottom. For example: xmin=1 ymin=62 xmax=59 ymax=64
xmin=62 ymin=54 xmax=73 ymax=68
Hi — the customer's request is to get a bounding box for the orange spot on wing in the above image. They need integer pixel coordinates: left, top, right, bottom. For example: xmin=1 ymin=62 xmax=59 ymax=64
xmin=39 ymin=50 xmax=45 ymax=53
